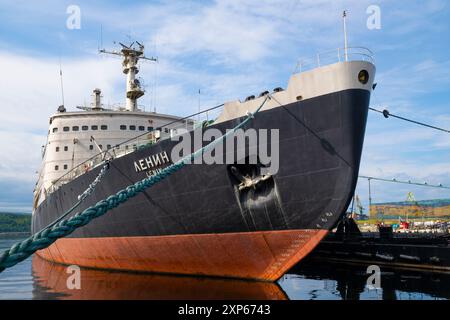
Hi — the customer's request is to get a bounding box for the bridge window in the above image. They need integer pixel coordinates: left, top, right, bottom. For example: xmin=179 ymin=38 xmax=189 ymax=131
xmin=82 ymin=126 xmax=88 ymax=131
xmin=120 ymin=125 xmax=126 ymax=130
xmin=107 ymin=144 xmax=111 ymax=149
xmin=52 ymin=128 xmax=58 ymax=133
xmin=64 ymin=146 xmax=68 ymax=151
xmin=129 ymin=125 xmax=136 ymax=131
xmin=55 ymin=165 xmax=59 ymax=171
xmin=164 ymin=128 xmax=169 ymax=133
xmin=101 ymin=125 xmax=108 ymax=130
xmin=72 ymin=126 xmax=79 ymax=131
xmin=89 ymin=145 xmax=94 ymax=150
xmin=55 ymin=146 xmax=60 ymax=152
xmin=147 ymin=126 xmax=153 ymax=131
xmin=139 ymin=126 xmax=145 ymax=131
xmin=63 ymin=164 xmax=68 ymax=170
xmin=63 ymin=127 xmax=69 ymax=132
xmin=91 ymin=125 xmax=98 ymax=130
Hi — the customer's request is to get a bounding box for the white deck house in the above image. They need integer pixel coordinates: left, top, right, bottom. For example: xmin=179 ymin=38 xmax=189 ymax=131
xmin=33 ymin=43 xmax=195 ymax=209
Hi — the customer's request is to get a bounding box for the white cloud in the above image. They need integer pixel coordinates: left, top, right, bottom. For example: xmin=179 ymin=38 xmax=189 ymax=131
xmin=0 ymin=51 xmax=124 ymax=131
xmin=0 ymin=51 xmax=127 ymax=204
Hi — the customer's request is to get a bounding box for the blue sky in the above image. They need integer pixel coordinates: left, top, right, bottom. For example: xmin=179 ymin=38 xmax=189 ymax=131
xmin=0 ymin=0 xmax=449 ymax=213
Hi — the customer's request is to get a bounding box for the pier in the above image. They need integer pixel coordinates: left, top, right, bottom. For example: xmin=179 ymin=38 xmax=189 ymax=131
xmin=306 ymin=218 xmax=450 ymax=272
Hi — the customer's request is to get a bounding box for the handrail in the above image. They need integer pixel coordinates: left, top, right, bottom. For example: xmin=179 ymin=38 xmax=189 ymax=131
xmin=47 ymin=102 xmax=225 ymax=193
xmin=293 ymin=46 xmax=375 ymax=74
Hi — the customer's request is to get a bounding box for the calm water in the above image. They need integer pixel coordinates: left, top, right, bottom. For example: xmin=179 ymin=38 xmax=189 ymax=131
xmin=0 ymin=237 xmax=448 ymax=300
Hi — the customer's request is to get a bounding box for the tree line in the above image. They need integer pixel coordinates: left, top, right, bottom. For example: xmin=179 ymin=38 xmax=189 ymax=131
xmin=0 ymin=213 xmax=31 ymax=233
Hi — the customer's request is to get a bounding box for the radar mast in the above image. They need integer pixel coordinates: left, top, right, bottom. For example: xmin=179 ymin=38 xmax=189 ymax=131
xmin=100 ymin=41 xmax=157 ymax=111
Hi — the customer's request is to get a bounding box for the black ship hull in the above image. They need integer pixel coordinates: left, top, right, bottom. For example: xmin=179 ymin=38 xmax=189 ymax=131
xmin=32 ymin=88 xmax=370 ymax=281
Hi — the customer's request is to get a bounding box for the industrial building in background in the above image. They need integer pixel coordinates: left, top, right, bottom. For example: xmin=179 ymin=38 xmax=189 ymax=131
xmin=370 ymin=198 xmax=450 ymax=220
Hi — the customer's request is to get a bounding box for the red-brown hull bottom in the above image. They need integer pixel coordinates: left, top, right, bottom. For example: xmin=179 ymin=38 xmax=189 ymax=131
xmin=36 ymin=229 xmax=328 ymax=281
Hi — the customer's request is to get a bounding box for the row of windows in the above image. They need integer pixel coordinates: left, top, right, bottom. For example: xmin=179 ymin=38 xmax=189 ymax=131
xmin=87 ymin=144 xmax=141 ymax=151
xmin=54 ymin=144 xmax=134 ymax=169
xmin=53 ymin=144 xmax=136 ymax=170
xmin=89 ymin=144 xmax=112 ymax=150
xmin=52 ymin=125 xmax=160 ymax=133
xmin=120 ymin=125 xmax=151 ymax=131
xmin=55 ymin=146 xmax=69 ymax=152
xmin=53 ymin=125 xmax=107 ymax=133
xmin=55 ymin=144 xmax=114 ymax=152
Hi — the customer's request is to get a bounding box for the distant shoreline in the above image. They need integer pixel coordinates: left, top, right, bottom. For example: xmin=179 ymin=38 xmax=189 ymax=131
xmin=0 ymin=232 xmax=31 ymax=239
xmin=0 ymin=212 xmax=32 ymax=237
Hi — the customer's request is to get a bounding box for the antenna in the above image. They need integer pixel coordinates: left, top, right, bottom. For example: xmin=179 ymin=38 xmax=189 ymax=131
xmin=59 ymin=57 xmax=65 ymax=108
xmin=153 ymin=37 xmax=159 ymax=113
xmin=198 ymin=89 xmax=201 ymax=123
xmin=99 ymin=24 xmax=103 ymax=51
xmin=119 ymin=42 xmax=130 ymax=49
xmin=342 ymin=10 xmax=349 ymax=61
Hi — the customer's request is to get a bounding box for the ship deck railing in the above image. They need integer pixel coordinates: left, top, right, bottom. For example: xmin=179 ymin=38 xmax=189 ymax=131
xmin=293 ymin=46 xmax=374 ymax=74
xmin=47 ymin=105 xmax=224 ymax=194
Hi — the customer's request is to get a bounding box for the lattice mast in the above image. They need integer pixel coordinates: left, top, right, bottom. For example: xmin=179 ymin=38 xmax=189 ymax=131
xmin=405 ymin=191 xmax=418 ymax=222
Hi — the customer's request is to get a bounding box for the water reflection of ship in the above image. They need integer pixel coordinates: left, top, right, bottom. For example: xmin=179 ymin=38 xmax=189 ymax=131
xmin=31 ymin=256 xmax=287 ymax=300
xmin=289 ymin=260 xmax=450 ymax=300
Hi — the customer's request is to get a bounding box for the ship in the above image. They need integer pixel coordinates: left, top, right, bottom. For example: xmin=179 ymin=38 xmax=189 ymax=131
xmin=32 ymin=40 xmax=376 ymax=281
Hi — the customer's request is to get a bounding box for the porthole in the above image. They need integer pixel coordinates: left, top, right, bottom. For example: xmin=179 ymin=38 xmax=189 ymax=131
xmin=129 ymin=125 xmax=136 ymax=131
xmin=82 ymin=125 xmax=88 ymax=131
xmin=63 ymin=127 xmax=69 ymax=132
xmin=358 ymin=70 xmax=369 ymax=85
xmin=101 ymin=125 xmax=108 ymax=130
xmin=72 ymin=126 xmax=79 ymax=131
xmin=120 ymin=125 xmax=126 ymax=130
xmin=91 ymin=125 xmax=98 ymax=130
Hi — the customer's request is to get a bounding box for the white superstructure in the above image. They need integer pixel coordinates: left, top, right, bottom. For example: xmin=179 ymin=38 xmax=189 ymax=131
xmin=33 ymin=43 xmax=194 ymax=209
xmin=216 ymin=47 xmax=375 ymax=123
